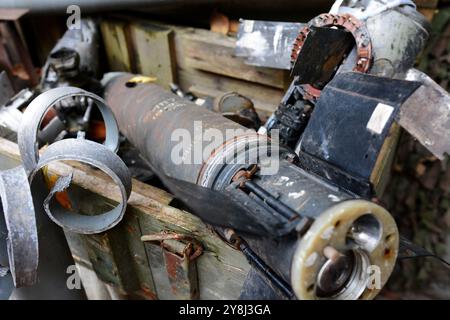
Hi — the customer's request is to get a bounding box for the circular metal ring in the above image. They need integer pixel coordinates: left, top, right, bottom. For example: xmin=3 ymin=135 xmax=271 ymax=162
xmin=18 ymin=87 xmax=120 ymax=177
xmin=197 ymin=133 xmax=281 ymax=188
xmin=291 ymin=200 xmax=398 ymax=300
xmin=0 ymin=166 xmax=38 ymax=287
xmin=30 ymin=138 xmax=131 ymax=234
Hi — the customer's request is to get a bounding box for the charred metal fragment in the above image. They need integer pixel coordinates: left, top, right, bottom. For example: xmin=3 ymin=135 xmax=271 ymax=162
xmin=213 ymin=92 xmax=261 ymax=130
xmin=41 ymin=18 xmax=100 ymax=92
xmin=297 ymin=72 xmax=421 ymax=197
xmin=0 ymin=166 xmax=38 ymax=287
xmin=291 ymin=26 xmax=355 ymax=89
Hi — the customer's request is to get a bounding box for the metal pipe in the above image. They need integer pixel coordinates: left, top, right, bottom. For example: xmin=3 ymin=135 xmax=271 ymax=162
xmin=104 ymin=74 xmax=246 ymax=184
xmin=104 ymin=73 xmax=399 ymax=300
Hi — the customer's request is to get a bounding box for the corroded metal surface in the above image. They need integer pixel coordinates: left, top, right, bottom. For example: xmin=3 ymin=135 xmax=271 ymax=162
xmin=104 ymin=73 xmax=247 ymax=184
xmin=291 ymin=13 xmax=372 ymax=73
xmin=142 ymin=232 xmax=203 ymax=299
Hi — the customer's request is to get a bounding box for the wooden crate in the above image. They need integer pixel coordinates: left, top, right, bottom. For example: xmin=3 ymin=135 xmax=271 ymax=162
xmin=0 ymin=137 xmax=249 ymax=299
xmin=100 ymin=17 xmax=289 ymax=119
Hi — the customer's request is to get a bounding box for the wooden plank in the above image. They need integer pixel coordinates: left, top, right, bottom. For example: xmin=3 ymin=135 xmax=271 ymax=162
xmin=130 ymin=22 xmax=177 ymax=89
xmin=0 ymin=8 xmax=28 ymax=21
xmin=100 ymin=20 xmax=132 ymax=72
xmin=178 ymin=67 xmax=283 ymax=116
xmin=99 ymin=17 xmax=288 ymax=117
xmin=0 ymin=137 xmax=249 ymax=299
xmin=174 ymin=27 xmax=290 ymax=90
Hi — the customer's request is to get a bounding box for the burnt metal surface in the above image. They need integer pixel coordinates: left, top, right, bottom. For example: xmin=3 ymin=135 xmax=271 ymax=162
xmin=103 ymin=74 xmax=388 ymax=299
xmin=226 ymin=231 xmax=295 ymax=300
xmin=291 ymin=13 xmax=372 ymax=74
xmin=18 ymin=86 xmax=120 ymax=177
xmin=364 ymin=6 xmax=430 ymax=78
xmin=264 ymin=85 xmax=313 ymax=147
xmin=158 ymin=174 xmax=272 ymax=237
xmin=398 ymin=68 xmax=450 ymax=160
xmin=291 ymin=26 xmax=355 ymax=89
xmin=30 ymin=138 xmax=131 ymax=234
xmin=239 ymin=267 xmax=287 ymax=300
xmin=297 ymin=72 xmax=421 ymax=197
xmin=256 ymin=160 xmax=351 ymax=219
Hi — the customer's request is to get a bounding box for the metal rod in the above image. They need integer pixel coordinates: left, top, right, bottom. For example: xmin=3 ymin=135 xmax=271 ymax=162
xmin=243 ymin=180 xmax=299 ymax=220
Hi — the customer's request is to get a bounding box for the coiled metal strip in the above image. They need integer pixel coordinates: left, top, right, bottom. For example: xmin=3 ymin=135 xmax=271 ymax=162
xmin=0 ymin=166 xmax=38 ymax=287
xmin=18 ymin=87 xmax=120 ymax=177
xmin=28 ymin=138 xmax=131 ymax=234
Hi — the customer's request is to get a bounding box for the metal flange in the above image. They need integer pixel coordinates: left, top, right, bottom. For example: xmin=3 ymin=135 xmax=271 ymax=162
xmin=291 ymin=200 xmax=398 ymax=300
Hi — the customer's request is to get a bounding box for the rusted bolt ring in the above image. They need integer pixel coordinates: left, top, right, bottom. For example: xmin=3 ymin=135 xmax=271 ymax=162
xmin=290 ymin=13 xmax=372 ymax=100
xmin=291 ymin=13 xmax=372 ymax=73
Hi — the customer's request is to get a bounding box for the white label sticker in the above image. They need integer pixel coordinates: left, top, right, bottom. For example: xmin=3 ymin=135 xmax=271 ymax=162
xmin=366 ymin=103 xmax=394 ymax=135
xmin=243 ymin=20 xmax=255 ymax=33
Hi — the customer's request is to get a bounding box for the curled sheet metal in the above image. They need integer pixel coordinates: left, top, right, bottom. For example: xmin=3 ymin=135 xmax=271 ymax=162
xmin=29 ymin=138 xmax=132 ymax=234
xmin=0 ymin=166 xmax=38 ymax=287
xmin=18 ymin=86 xmax=120 ymax=177
xmin=398 ymin=69 xmax=450 ymax=160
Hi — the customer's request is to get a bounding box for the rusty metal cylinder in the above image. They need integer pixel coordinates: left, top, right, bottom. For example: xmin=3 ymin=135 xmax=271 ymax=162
xmin=104 ymin=73 xmax=399 ymax=300
xmin=104 ymin=74 xmax=249 ymax=184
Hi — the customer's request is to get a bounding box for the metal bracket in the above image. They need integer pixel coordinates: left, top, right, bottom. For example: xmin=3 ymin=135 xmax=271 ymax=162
xmin=142 ymin=232 xmax=203 ymax=300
